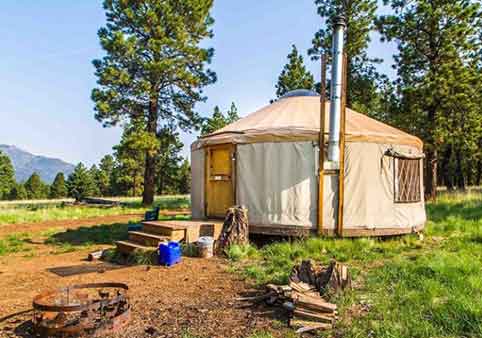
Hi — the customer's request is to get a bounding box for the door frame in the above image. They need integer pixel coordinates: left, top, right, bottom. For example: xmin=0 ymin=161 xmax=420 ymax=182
xmin=204 ymin=143 xmax=237 ymax=218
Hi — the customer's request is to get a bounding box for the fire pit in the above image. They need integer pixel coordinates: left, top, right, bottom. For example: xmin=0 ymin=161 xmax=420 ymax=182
xmin=32 ymin=282 xmax=130 ymax=337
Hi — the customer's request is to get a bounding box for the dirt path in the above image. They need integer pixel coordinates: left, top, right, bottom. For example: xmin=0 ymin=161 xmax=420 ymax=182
xmin=0 ymin=216 xmax=289 ymax=338
xmin=0 ymin=250 xmax=286 ymax=338
xmin=0 ymin=214 xmax=143 ymax=237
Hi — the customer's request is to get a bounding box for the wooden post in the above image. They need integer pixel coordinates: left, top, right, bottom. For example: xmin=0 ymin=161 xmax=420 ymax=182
xmin=317 ymin=54 xmax=327 ymax=235
xmin=336 ymin=53 xmax=348 ymax=237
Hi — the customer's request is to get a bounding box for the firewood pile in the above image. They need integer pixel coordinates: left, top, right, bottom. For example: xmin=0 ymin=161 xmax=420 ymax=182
xmin=237 ymin=260 xmax=351 ymax=334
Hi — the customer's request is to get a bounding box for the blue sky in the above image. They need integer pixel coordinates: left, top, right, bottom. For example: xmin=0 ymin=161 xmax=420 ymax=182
xmin=0 ymin=1 xmax=396 ymax=166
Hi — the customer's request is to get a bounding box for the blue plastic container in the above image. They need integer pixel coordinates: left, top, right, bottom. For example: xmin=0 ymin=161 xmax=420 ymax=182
xmin=158 ymin=241 xmax=182 ymax=266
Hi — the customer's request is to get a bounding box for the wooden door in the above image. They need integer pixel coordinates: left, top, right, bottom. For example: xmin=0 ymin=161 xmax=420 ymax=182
xmin=206 ymin=144 xmax=235 ymax=218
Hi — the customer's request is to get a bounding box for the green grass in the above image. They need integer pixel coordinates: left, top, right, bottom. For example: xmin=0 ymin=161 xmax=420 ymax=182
xmin=230 ymin=193 xmax=482 ymax=338
xmin=0 ymin=233 xmax=32 ymax=256
xmin=0 ymin=195 xmax=190 ymax=225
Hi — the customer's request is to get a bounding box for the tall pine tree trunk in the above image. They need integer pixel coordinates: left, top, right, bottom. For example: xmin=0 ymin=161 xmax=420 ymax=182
xmin=440 ymin=145 xmax=453 ymax=190
xmin=425 ymin=147 xmax=438 ymax=201
xmin=476 ymin=159 xmax=482 ymax=186
xmin=142 ymin=95 xmax=158 ymax=206
xmin=455 ymin=151 xmax=466 ymax=191
xmin=425 ymin=106 xmax=438 ymax=201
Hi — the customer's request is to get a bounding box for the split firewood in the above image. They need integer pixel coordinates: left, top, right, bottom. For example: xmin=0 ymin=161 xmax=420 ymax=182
xmin=291 ymin=291 xmax=337 ymax=313
xmin=290 ymin=319 xmax=332 ymax=333
xmin=293 ymin=308 xmax=335 ymax=323
xmin=235 ymin=291 xmax=276 ymax=302
xmin=289 ymin=280 xmax=315 ymax=293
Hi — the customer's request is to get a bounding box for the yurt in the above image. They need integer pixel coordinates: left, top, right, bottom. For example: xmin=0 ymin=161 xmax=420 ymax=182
xmin=190 ymin=90 xmax=426 ymax=237
xmin=190 ymin=17 xmax=426 ymax=237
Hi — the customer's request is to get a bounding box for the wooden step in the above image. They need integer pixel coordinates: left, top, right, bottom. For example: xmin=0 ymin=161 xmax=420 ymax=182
xmin=115 ymin=240 xmax=157 ymax=255
xmin=141 ymin=220 xmax=224 ymax=243
xmin=142 ymin=222 xmax=187 ymax=241
xmin=128 ymin=231 xmax=169 ymax=247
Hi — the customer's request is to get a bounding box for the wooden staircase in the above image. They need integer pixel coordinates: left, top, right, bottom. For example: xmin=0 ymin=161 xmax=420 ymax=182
xmin=115 ymin=220 xmax=224 ymax=255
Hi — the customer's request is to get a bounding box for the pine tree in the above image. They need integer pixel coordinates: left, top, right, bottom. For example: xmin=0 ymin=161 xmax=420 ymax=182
xmin=308 ymin=0 xmax=385 ymax=114
xmin=156 ymin=125 xmax=184 ymax=194
xmin=226 ymin=102 xmax=240 ymax=124
xmin=377 ymin=0 xmax=482 ymax=199
xmin=9 ymin=183 xmax=27 ymax=200
xmin=50 ymin=172 xmax=67 ymax=199
xmin=177 ymin=159 xmax=191 ymax=194
xmin=98 ymin=155 xmax=115 ymax=196
xmin=275 ymin=45 xmax=315 ymax=98
xmin=0 ymin=150 xmax=15 ymax=200
xmin=67 ymin=163 xmax=96 ymax=201
xmin=92 ymin=0 xmax=216 ymax=205
xmin=201 ymin=106 xmax=228 ymax=135
xmin=89 ymin=165 xmax=102 ymax=197
xmin=112 ymin=123 xmax=154 ymax=197
xmin=24 ymin=173 xmax=48 ymax=200
xmin=201 ymin=103 xmax=240 ymax=136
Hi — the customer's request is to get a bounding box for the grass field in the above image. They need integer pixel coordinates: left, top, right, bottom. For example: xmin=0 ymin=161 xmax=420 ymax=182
xmin=0 ymin=192 xmax=480 ymax=337
xmin=229 ymin=192 xmax=482 ymax=338
xmin=0 ymin=195 xmax=190 ymax=225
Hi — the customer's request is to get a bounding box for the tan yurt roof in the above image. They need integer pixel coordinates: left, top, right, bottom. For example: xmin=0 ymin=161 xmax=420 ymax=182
xmin=193 ymin=93 xmax=423 ymax=150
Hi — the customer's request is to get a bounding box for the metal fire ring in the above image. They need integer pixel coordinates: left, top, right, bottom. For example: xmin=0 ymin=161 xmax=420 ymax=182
xmin=32 ymin=282 xmax=130 ymax=337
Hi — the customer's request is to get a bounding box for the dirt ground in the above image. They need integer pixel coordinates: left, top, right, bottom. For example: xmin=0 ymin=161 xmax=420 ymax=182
xmin=0 ymin=217 xmax=290 ymax=338
xmin=0 ymin=214 xmax=143 ymax=238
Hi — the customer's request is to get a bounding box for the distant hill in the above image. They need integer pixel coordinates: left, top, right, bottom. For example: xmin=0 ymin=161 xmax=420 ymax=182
xmin=0 ymin=144 xmax=75 ymax=184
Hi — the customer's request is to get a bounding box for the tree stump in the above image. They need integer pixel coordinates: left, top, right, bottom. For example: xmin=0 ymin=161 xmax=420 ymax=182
xmin=216 ymin=206 xmax=249 ymax=254
xmin=290 ymin=260 xmax=351 ymax=296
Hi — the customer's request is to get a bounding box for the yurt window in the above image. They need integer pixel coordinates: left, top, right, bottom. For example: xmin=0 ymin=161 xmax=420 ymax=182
xmin=394 ymin=158 xmax=421 ymax=203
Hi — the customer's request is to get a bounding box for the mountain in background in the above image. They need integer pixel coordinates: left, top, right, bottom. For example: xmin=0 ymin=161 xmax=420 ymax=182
xmin=0 ymin=144 xmax=75 ymax=184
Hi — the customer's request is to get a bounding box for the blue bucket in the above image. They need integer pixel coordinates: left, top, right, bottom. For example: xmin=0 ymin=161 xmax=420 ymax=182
xmin=158 ymin=241 xmax=182 ymax=266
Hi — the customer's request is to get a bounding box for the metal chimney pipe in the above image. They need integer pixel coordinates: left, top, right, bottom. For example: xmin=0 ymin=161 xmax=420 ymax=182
xmin=327 ymin=16 xmax=346 ymax=163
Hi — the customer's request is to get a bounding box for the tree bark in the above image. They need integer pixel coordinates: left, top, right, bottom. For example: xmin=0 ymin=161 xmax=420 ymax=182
xmin=424 ymin=147 xmax=438 ymax=201
xmin=142 ymin=95 xmax=158 ymax=206
xmin=440 ymin=145 xmax=453 ymax=190
xmin=476 ymin=159 xmax=482 ymax=186
xmin=455 ymin=151 xmax=466 ymax=191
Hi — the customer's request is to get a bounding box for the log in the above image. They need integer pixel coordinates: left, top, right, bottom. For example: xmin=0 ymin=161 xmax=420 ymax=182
xmin=292 ymin=292 xmax=337 ymax=313
xmin=80 ymin=197 xmax=121 ymax=206
xmin=290 ymin=319 xmax=332 ymax=332
xmin=293 ymin=309 xmax=335 ymax=323
xmin=289 ymin=280 xmax=315 ymax=293
xmin=235 ymin=291 xmax=275 ymax=302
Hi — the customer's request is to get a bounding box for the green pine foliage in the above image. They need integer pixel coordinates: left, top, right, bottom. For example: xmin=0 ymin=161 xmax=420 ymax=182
xmin=49 ymin=173 xmax=67 ymax=199
xmin=275 ymin=45 xmax=315 ymax=98
xmin=377 ymin=0 xmax=482 ymax=198
xmin=226 ymin=102 xmax=240 ymax=124
xmin=9 ymin=183 xmax=27 ymax=200
xmin=308 ymin=0 xmax=387 ymax=115
xmin=177 ymin=159 xmax=191 ymax=194
xmin=91 ymin=0 xmax=216 ymax=205
xmin=111 ymin=123 xmax=154 ymax=197
xmin=88 ymin=165 xmax=102 ymax=197
xmin=0 ymin=151 xmax=15 ymax=200
xmin=156 ymin=125 xmax=184 ymax=194
xmin=98 ymin=154 xmax=115 ymax=196
xmin=66 ymin=163 xmax=96 ymax=201
xmin=201 ymin=103 xmax=240 ymax=135
xmin=24 ymin=173 xmax=49 ymax=200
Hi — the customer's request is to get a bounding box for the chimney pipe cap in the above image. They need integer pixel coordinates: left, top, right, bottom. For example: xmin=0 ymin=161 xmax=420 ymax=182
xmin=333 ymin=15 xmax=346 ymax=28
